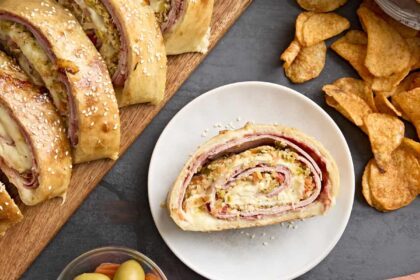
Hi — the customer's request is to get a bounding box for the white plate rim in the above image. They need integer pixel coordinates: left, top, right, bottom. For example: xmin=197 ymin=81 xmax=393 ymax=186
xmin=148 ymin=81 xmax=355 ymax=280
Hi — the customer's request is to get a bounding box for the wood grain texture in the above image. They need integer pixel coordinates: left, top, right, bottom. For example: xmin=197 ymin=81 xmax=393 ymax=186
xmin=0 ymin=0 xmax=252 ymax=279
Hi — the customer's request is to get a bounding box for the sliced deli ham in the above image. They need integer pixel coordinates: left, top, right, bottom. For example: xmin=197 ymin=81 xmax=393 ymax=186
xmin=58 ymin=0 xmax=167 ymax=106
xmin=0 ymin=0 xmax=121 ymax=163
xmin=168 ymin=123 xmax=339 ymax=231
xmin=150 ymin=0 xmax=214 ymax=55
xmin=0 ymin=51 xmax=72 ymax=207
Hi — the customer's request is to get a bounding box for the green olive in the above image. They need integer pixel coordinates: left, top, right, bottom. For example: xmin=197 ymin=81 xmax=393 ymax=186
xmin=113 ymin=260 xmax=145 ymax=280
xmin=73 ymin=273 xmax=111 ymax=280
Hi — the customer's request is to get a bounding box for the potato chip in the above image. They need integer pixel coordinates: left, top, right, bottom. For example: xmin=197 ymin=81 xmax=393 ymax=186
xmin=392 ymin=88 xmax=420 ymax=138
xmin=333 ymin=77 xmax=376 ymax=111
xmin=361 ymin=0 xmax=418 ymax=38
xmin=381 ymin=72 xmax=420 ymax=98
xmin=385 ymin=17 xmax=418 ymax=38
xmin=331 ymin=30 xmax=374 ymax=84
xmin=280 ymin=40 xmax=301 ymax=68
xmin=366 ymin=145 xmax=420 ymax=211
xmin=402 ymin=138 xmax=420 ymax=161
xmin=357 ymin=6 xmax=411 ymax=77
xmin=362 ymin=161 xmax=373 ymax=207
xmin=364 ymin=113 xmax=404 ymax=170
xmin=371 ymin=67 xmax=411 ymax=93
xmin=283 ymin=41 xmax=326 ymax=83
xmin=374 ymin=91 xmax=401 ymax=117
xmin=301 ymin=13 xmax=350 ymax=47
xmin=295 ymin=12 xmax=314 ymax=45
xmin=323 ymin=84 xmax=372 ymax=130
xmin=406 ymin=37 xmax=420 ymax=70
xmin=296 ymin=0 xmax=348 ymax=12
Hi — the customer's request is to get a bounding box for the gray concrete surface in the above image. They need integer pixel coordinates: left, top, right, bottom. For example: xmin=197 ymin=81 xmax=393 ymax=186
xmin=22 ymin=0 xmax=419 ymax=279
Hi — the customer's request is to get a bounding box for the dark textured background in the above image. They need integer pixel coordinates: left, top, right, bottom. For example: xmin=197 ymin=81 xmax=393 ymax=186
xmin=23 ymin=0 xmax=420 ymax=279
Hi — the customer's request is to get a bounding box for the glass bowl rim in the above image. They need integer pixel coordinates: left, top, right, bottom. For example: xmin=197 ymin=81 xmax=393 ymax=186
xmin=57 ymin=246 xmax=167 ymax=280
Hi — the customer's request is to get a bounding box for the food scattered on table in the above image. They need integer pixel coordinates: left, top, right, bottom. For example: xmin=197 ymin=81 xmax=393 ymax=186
xmin=362 ymin=142 xmax=419 ymax=211
xmin=357 ymin=6 xmax=411 ymax=78
xmin=150 ymin=0 xmax=215 ymax=55
xmin=300 ymin=12 xmax=350 ymax=47
xmin=296 ymin=0 xmax=348 ymax=12
xmin=364 ymin=113 xmax=404 ymax=170
xmin=281 ymin=10 xmax=349 ymax=83
xmin=392 ymin=88 xmax=420 ymax=138
xmin=281 ymin=40 xmax=327 ymax=83
xmin=319 ymin=0 xmax=420 ymax=211
xmin=74 ymin=259 xmax=160 ymax=280
xmin=323 ymin=83 xmax=373 ymax=132
xmin=167 ymin=123 xmax=339 ymax=231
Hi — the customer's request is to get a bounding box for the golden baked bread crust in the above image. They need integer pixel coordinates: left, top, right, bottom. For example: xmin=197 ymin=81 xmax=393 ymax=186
xmin=0 ymin=0 xmax=121 ymax=163
xmin=0 ymin=51 xmax=72 ymax=206
xmin=168 ymin=123 xmax=339 ymax=231
xmin=107 ymin=0 xmax=167 ymax=106
xmin=164 ymin=0 xmax=214 ymax=55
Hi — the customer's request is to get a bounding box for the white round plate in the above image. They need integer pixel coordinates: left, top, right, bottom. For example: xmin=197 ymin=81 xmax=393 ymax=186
xmin=148 ymin=82 xmax=354 ymax=280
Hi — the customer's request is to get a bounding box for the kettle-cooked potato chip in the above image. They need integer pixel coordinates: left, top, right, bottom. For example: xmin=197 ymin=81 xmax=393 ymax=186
xmin=331 ymin=30 xmax=374 ymax=84
xmin=283 ymin=41 xmax=327 ymax=83
xmin=364 ymin=113 xmax=404 ymax=170
xmin=381 ymin=72 xmax=420 ymax=98
xmin=374 ymin=91 xmax=402 ymax=117
xmin=406 ymin=37 xmax=420 ymax=70
xmin=323 ymin=84 xmax=372 ymax=131
xmin=371 ymin=68 xmax=411 ymax=93
xmin=402 ymin=138 xmax=420 ymax=160
xmin=280 ymin=40 xmax=301 ymax=68
xmin=362 ymin=161 xmax=416 ymax=212
xmin=333 ymin=77 xmax=376 ymax=111
xmin=362 ymin=161 xmax=373 ymax=207
xmin=296 ymin=0 xmax=348 ymax=12
xmin=392 ymin=88 xmax=420 ymax=138
xmin=301 ymin=13 xmax=350 ymax=47
xmin=295 ymin=12 xmax=314 ymax=45
xmin=363 ymin=145 xmax=420 ymax=211
xmin=361 ymin=0 xmax=418 ymax=38
xmin=357 ymin=6 xmax=411 ymax=77
xmin=332 ymin=30 xmax=410 ymax=92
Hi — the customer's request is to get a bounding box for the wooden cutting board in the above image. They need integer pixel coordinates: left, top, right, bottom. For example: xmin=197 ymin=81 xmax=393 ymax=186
xmin=0 ymin=1 xmax=252 ymax=279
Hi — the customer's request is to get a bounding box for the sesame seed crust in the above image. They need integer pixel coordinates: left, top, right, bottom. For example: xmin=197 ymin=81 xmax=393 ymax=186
xmin=0 ymin=0 xmax=121 ymax=163
xmin=99 ymin=0 xmax=167 ymax=106
xmin=0 ymin=51 xmax=72 ymax=206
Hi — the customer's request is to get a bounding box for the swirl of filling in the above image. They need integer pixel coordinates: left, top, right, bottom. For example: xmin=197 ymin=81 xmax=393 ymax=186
xmin=179 ymin=134 xmax=331 ymax=221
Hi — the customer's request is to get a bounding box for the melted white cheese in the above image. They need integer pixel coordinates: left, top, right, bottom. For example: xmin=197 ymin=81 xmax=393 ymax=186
xmin=0 ymin=106 xmax=31 ymax=173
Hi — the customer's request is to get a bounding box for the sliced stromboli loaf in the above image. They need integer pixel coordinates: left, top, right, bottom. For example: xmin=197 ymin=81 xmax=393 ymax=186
xmin=150 ymin=0 xmax=214 ymax=55
xmin=168 ymin=123 xmax=339 ymax=231
xmin=58 ymin=0 xmax=167 ymax=106
xmin=0 ymin=182 xmax=23 ymax=236
xmin=0 ymin=50 xmax=72 ymax=206
xmin=0 ymin=0 xmax=121 ymax=163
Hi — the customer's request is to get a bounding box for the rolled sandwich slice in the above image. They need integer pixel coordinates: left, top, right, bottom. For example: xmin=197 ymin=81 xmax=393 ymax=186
xmin=168 ymin=123 xmax=339 ymax=231
xmin=150 ymin=0 xmax=214 ymax=55
xmin=0 ymin=51 xmax=72 ymax=206
xmin=0 ymin=0 xmax=121 ymax=163
xmin=0 ymin=182 xmax=23 ymax=236
xmin=58 ymin=0 xmax=167 ymax=106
